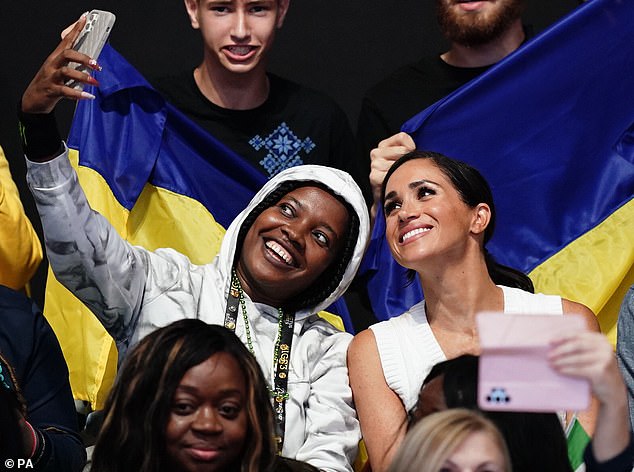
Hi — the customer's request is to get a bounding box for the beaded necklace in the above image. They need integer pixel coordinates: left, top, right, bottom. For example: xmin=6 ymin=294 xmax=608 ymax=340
xmin=236 ymin=279 xmax=285 ymax=383
xmin=224 ymin=270 xmax=295 ymax=451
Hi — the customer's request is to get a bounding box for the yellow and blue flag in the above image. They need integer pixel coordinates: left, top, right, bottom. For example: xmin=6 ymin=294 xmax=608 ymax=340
xmin=45 ymin=45 xmax=349 ymax=408
xmin=364 ymin=0 xmax=634 ymax=343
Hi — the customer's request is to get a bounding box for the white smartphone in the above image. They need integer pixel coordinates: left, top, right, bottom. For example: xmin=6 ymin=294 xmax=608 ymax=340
xmin=66 ymin=10 xmax=116 ymax=91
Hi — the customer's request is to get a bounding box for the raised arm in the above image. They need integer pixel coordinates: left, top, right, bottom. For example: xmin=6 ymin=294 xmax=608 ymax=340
xmin=347 ymin=329 xmax=408 ymax=472
xmin=561 ymin=299 xmax=601 ymax=435
xmin=20 ymin=18 xmax=146 ymax=344
xmin=550 ymin=330 xmax=632 ymax=469
xmin=368 ymin=132 xmax=415 ymax=223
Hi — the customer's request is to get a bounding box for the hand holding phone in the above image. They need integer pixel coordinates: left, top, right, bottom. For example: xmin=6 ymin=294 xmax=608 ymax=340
xmin=476 ymin=312 xmax=590 ymax=413
xmin=65 ymin=10 xmax=116 ymax=91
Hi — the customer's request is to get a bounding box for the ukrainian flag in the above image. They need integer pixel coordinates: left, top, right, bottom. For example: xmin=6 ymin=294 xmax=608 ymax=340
xmin=45 ymin=45 xmax=349 ymax=408
xmin=364 ymin=0 xmax=634 ymax=344
xmin=42 ymin=45 xmax=265 ymax=407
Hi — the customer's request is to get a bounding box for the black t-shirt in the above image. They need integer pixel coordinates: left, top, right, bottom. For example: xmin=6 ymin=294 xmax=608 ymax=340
xmin=356 ymin=56 xmax=490 ymax=188
xmin=151 ymin=71 xmax=361 ymax=184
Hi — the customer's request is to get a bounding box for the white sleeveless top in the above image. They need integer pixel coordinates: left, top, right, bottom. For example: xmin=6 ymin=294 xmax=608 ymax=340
xmin=369 ymin=285 xmax=563 ymax=411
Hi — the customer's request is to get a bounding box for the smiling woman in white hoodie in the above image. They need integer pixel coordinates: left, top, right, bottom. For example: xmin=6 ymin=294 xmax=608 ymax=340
xmin=19 ymin=19 xmax=369 ymax=472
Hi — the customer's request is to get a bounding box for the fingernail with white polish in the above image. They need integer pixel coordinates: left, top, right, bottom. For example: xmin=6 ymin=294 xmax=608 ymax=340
xmin=88 ymin=59 xmax=102 ymax=71
xmin=81 ymin=91 xmax=96 ymax=100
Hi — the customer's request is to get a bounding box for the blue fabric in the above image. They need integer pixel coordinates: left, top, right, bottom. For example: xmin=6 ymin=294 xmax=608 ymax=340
xmin=363 ymin=0 xmax=634 ymax=319
xmin=68 ymin=45 xmax=265 ymax=226
xmin=0 ymin=285 xmax=86 ymax=470
xmin=67 ymin=45 xmax=354 ymax=332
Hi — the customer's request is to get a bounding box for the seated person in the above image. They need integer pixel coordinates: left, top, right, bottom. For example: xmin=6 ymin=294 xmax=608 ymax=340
xmin=412 ymin=355 xmax=572 ymax=472
xmin=20 ymin=20 xmax=369 ymax=471
xmin=0 ymin=285 xmax=85 ymax=470
xmin=389 ymin=409 xmax=512 ymax=472
xmin=90 ymin=319 xmax=317 ymax=472
xmin=348 ymin=150 xmax=600 ymax=471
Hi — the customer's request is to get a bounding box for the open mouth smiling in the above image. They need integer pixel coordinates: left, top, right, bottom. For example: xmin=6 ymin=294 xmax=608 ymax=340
xmin=400 ymin=226 xmax=432 ymax=244
xmin=265 ymin=240 xmax=297 ymax=267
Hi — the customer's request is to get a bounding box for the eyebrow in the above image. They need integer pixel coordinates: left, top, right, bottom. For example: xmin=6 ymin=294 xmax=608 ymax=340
xmin=175 ymin=385 xmax=244 ymax=397
xmin=384 ymin=179 xmax=439 ymax=202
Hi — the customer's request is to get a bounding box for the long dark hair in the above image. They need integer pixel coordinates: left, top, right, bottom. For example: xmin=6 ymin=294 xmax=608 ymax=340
xmin=91 ymin=320 xmax=276 ymax=472
xmin=381 ymin=150 xmax=533 ymax=292
xmin=235 ymin=180 xmax=360 ymax=312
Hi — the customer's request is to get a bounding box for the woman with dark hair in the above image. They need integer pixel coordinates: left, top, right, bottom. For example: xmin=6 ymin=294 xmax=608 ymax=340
xmin=91 ymin=319 xmax=317 ymax=472
xmin=348 ymin=150 xmax=599 ymax=471
xmin=20 ymin=20 xmax=369 ymax=472
xmin=411 ymin=355 xmax=573 ymax=472
xmin=410 ymin=344 xmax=634 ymax=472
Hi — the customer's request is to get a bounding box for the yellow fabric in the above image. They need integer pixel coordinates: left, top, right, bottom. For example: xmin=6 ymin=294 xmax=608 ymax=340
xmin=529 ymin=198 xmax=634 ymax=345
xmin=0 ymin=146 xmax=42 ymax=290
xmin=353 ymin=439 xmax=370 ymax=472
xmin=318 ymin=310 xmax=345 ymax=332
xmin=44 ymin=149 xmax=225 ymax=408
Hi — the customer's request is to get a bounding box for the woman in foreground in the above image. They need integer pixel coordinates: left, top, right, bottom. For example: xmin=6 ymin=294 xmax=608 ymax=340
xmin=91 ymin=319 xmax=317 ymax=472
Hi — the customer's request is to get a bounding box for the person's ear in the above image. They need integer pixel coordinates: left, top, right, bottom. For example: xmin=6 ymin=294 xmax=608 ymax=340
xmin=470 ymin=203 xmax=491 ymax=236
xmin=184 ymin=0 xmax=200 ymax=29
xmin=276 ymin=0 xmax=290 ymax=28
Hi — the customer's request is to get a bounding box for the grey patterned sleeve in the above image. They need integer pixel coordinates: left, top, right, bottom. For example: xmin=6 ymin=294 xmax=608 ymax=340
xmin=617 ymin=286 xmax=634 ymax=431
xmin=26 ymin=147 xmax=147 ymax=344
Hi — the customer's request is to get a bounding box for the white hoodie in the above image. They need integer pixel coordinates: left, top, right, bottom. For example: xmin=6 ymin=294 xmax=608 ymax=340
xmin=27 ymin=149 xmax=370 ymax=472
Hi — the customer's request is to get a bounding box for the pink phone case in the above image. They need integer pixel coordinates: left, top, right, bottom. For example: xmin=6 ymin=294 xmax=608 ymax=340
xmin=477 ymin=312 xmax=590 ymax=413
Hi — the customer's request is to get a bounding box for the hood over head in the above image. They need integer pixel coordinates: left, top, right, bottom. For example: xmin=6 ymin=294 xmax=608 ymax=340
xmin=217 ymin=165 xmax=370 ymax=319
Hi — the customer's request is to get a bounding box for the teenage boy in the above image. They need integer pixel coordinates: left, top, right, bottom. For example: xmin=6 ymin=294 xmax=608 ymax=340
xmin=153 ymin=0 xmax=360 ymax=181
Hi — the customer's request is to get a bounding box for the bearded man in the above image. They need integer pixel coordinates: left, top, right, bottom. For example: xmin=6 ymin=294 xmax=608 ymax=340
xmin=357 ymin=0 xmax=526 ymax=216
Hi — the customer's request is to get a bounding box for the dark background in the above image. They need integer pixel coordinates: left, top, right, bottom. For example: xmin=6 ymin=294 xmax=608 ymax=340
xmin=0 ymin=0 xmax=579 ymax=305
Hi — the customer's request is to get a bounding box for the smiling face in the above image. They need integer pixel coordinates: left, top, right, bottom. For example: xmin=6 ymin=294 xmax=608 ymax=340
xmin=184 ymin=0 xmax=289 ymax=77
xmin=383 ymin=159 xmax=486 ymax=271
xmin=441 ymin=430 xmax=508 ymax=472
xmin=437 ymin=0 xmax=524 ymax=47
xmin=165 ymin=353 xmax=248 ymax=472
xmin=236 ymin=186 xmax=349 ymax=307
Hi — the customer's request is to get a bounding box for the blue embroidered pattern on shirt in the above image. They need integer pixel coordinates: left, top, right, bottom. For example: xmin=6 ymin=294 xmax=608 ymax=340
xmin=250 ymin=122 xmax=316 ymax=177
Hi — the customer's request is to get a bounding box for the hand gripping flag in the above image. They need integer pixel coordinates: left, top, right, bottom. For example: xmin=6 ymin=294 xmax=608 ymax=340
xmin=364 ymin=0 xmax=634 ymax=344
xmin=44 ymin=45 xmax=350 ymax=408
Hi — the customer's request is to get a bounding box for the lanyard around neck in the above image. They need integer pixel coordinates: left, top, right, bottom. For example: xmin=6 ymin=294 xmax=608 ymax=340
xmin=224 ymin=272 xmax=295 ymax=453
